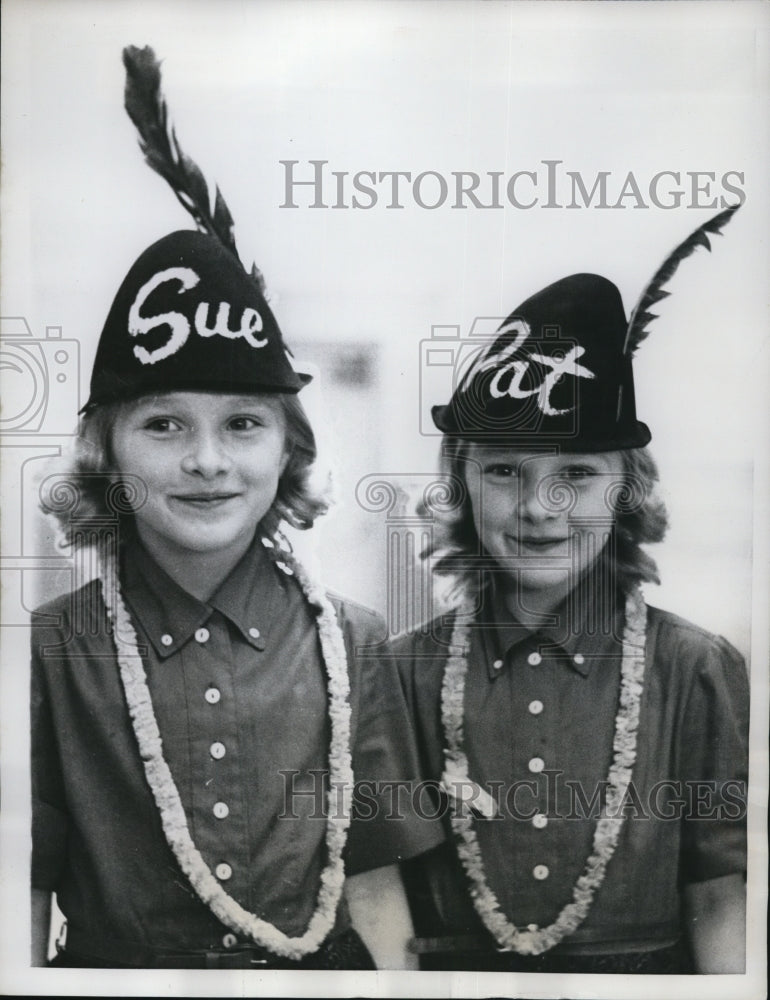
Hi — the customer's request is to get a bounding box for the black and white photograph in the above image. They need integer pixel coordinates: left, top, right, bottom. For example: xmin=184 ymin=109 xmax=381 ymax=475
xmin=1 ymin=2 xmax=768 ymax=998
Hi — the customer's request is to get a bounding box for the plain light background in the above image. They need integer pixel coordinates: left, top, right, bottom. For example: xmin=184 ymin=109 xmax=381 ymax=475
xmin=1 ymin=2 xmax=768 ymax=998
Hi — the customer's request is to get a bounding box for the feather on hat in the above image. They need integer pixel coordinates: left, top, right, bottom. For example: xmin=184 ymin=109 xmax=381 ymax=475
xmin=432 ymin=205 xmax=741 ymax=450
xmin=82 ymin=45 xmax=309 ymax=411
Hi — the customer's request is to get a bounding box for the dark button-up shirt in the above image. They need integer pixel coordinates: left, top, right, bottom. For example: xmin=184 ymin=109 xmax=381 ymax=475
xmin=32 ymin=536 xmax=442 ymax=958
xmin=395 ymin=584 xmax=748 ymax=953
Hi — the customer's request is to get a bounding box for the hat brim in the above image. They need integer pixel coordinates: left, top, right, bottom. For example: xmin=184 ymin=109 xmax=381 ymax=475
xmin=431 ymin=405 xmax=651 ymax=452
xmin=80 ymin=370 xmax=313 ymax=414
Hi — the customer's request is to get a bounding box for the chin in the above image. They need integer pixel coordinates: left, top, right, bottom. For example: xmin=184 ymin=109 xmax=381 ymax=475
xmin=515 ymin=570 xmax=573 ymax=593
xmin=164 ymin=522 xmax=251 ymax=555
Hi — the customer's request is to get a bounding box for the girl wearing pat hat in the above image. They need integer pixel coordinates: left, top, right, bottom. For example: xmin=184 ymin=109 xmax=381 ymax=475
xmin=30 ymin=47 xmax=441 ymax=970
xmin=393 ymin=213 xmax=748 ymax=973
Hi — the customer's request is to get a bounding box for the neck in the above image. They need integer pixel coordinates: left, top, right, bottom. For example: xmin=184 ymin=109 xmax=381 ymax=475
xmin=500 ymin=584 xmax=568 ymax=622
xmin=134 ymin=527 xmax=256 ymax=602
xmin=495 ymin=568 xmax=581 ymax=623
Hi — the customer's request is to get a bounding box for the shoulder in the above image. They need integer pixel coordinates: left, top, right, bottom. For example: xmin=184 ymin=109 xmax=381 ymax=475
xmin=327 ymin=590 xmax=383 ymax=632
xmin=32 ymin=579 xmax=105 ymax=631
xmin=645 ymin=603 xmax=748 ymax=700
xmin=381 ymin=614 xmax=458 ymax=695
xmin=326 ymin=591 xmax=386 ymax=644
xmin=30 ymin=579 xmax=112 ymax=676
xmin=389 ymin=612 xmax=457 ymax=656
xmin=646 ymin=604 xmax=745 ymax=666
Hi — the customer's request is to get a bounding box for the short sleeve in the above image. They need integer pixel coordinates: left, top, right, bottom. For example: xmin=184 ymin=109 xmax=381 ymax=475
xmin=30 ymin=614 xmax=69 ymax=890
xmin=337 ymin=602 xmax=444 ymax=875
xmin=678 ymin=632 xmax=749 ymax=884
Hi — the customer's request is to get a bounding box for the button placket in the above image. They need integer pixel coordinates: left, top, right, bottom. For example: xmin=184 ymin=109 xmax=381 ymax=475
xmin=516 ymin=642 xmax=552 ymax=833
xmin=186 ymin=615 xmax=246 ymax=882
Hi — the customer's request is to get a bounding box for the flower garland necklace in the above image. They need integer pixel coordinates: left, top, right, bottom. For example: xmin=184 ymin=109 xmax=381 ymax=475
xmin=97 ymin=537 xmax=353 ymax=961
xmin=440 ymin=584 xmax=647 ymax=956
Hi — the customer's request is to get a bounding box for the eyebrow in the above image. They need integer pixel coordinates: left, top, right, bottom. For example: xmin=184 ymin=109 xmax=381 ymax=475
xmin=133 ymin=395 xmax=276 ymax=410
xmin=558 ymin=457 xmax=613 ymax=469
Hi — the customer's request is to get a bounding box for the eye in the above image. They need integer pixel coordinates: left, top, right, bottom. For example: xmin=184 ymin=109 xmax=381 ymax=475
xmin=227 ymin=415 xmax=262 ymax=432
xmin=559 ymin=464 xmax=598 ymax=481
xmin=143 ymin=416 xmax=182 ymax=434
xmin=483 ymin=463 xmax=519 ymax=479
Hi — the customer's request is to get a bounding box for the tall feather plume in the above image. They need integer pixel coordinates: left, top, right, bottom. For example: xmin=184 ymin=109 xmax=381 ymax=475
xmin=122 ymin=44 xmax=267 ymax=295
xmin=623 ymin=203 xmax=740 ymax=356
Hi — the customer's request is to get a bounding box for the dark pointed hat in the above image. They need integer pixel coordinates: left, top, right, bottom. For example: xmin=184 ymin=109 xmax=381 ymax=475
xmin=83 ymin=230 xmax=309 ymax=410
xmin=432 ymin=206 xmax=740 ymax=451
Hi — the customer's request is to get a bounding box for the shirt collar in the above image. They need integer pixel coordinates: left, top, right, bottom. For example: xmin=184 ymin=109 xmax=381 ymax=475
xmin=208 ymin=536 xmax=289 ymax=649
xmin=481 ymin=572 xmax=624 ymax=680
xmin=121 ymin=534 xmax=286 ymax=659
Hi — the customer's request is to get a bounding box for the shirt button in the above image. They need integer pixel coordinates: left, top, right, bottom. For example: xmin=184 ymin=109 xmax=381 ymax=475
xmin=574 ymin=653 xmax=585 ymax=665
xmin=528 ymin=757 xmax=545 ymax=774
xmin=248 ymin=627 xmax=261 ymax=639
xmin=527 ymin=923 xmax=539 ymax=933
xmin=492 ymin=659 xmax=504 ymax=671
xmin=215 ymin=863 xmax=233 ymax=881
xmin=528 ymin=700 xmax=544 ymax=716
xmin=213 ymin=801 xmax=229 ymax=819
xmin=532 ymin=813 xmax=548 ymax=829
xmin=195 ymin=627 xmax=210 ymax=643
xmin=205 ymin=687 xmax=221 ymax=705
xmin=533 ymin=864 xmax=550 ymax=881
xmin=527 ymin=651 xmax=542 ymax=666
xmin=160 ymin=634 xmax=173 ymax=647
xmin=222 ymin=933 xmax=238 ymax=949
xmin=210 ymin=741 xmax=226 ymax=760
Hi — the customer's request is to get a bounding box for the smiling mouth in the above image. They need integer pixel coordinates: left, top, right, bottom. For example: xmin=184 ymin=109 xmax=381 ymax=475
xmin=511 ymin=536 xmax=568 ymax=549
xmin=172 ymin=493 xmax=240 ymax=507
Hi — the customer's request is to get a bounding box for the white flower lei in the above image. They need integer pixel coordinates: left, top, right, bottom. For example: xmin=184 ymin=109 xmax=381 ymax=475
xmin=97 ymin=538 xmax=353 ymax=961
xmin=440 ymin=584 xmax=647 ymax=956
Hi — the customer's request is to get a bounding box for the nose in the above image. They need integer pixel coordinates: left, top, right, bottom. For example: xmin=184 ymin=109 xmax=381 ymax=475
xmin=181 ymin=429 xmax=231 ymax=478
xmin=515 ymin=474 xmax=558 ymax=524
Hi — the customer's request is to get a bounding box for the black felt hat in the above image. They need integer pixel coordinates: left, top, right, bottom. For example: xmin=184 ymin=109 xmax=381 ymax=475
xmin=432 ymin=273 xmax=649 ymax=452
xmin=432 ymin=206 xmax=740 ymax=452
xmin=83 ymin=230 xmax=310 ymax=411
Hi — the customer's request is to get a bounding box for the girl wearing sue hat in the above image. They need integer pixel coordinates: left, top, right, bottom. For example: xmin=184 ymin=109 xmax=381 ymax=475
xmin=394 ymin=214 xmax=749 ymax=973
xmin=30 ymin=47 xmax=440 ymax=970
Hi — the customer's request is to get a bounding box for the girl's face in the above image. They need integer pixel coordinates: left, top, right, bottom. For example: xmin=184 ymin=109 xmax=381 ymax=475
xmin=466 ymin=445 xmax=624 ymax=598
xmin=111 ymin=392 xmax=288 ymax=564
